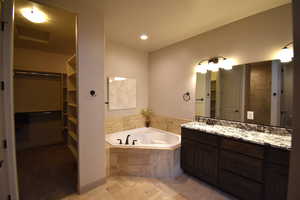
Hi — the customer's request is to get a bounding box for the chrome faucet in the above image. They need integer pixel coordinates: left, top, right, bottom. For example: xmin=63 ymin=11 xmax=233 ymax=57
xmin=125 ymin=135 xmax=131 ymax=145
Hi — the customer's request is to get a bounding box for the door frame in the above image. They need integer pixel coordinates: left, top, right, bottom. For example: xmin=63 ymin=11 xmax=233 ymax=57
xmin=1 ymin=0 xmax=19 ymax=199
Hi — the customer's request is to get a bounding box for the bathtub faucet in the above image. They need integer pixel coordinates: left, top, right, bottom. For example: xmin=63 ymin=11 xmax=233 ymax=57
xmin=125 ymin=135 xmax=131 ymax=145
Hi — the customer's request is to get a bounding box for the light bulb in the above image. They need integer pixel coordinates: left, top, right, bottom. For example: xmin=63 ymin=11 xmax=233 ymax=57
xmin=223 ymin=58 xmax=234 ymax=70
xmin=21 ymin=7 xmax=48 ymax=23
xmin=208 ymin=62 xmax=219 ymax=72
xmin=196 ymin=62 xmax=207 ymax=74
xmin=278 ymin=47 xmax=293 ymax=63
xmin=114 ymin=77 xmax=127 ymax=81
xmin=140 ymin=34 xmax=149 ymax=40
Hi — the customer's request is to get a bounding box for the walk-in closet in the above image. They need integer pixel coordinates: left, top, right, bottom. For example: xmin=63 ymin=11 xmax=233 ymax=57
xmin=13 ymin=0 xmax=78 ymax=199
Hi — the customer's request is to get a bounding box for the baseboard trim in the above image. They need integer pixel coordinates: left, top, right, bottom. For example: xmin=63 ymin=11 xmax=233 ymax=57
xmin=78 ymin=178 xmax=106 ymax=194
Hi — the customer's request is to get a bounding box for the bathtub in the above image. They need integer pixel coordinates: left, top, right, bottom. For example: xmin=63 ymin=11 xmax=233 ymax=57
xmin=106 ymin=127 xmax=182 ymax=178
xmin=106 ymin=127 xmax=181 ymax=148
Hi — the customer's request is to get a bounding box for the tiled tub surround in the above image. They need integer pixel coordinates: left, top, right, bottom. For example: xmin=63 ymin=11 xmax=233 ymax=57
xmin=106 ymin=128 xmax=182 ymax=178
xmin=182 ymin=122 xmax=291 ymax=150
xmin=150 ymin=115 xmax=191 ymax=134
xmin=105 ymin=114 xmax=146 ymax=134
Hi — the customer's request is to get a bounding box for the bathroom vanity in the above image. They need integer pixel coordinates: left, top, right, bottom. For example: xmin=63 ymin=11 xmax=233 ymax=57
xmin=181 ymin=122 xmax=291 ymax=200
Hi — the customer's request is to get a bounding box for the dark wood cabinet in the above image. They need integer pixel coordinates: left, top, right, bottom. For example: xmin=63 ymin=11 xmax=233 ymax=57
xmin=219 ymin=170 xmax=263 ymax=200
xmin=181 ymin=127 xmax=290 ymax=200
xmin=181 ymin=137 xmax=218 ymax=184
xmin=264 ymin=164 xmax=289 ymax=200
xmin=181 ymin=139 xmax=197 ymax=174
xmin=220 ymin=150 xmax=264 ymax=182
xmin=193 ymin=142 xmax=218 ymax=184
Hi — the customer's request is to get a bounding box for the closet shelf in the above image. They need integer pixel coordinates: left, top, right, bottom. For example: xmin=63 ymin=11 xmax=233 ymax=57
xmin=68 ymin=116 xmax=77 ymax=124
xmin=68 ymin=103 xmax=77 ymax=107
xmin=67 ymin=55 xmax=76 ymax=68
xmin=68 ymin=72 xmax=76 ymax=78
xmin=67 ymin=54 xmax=78 ymax=163
xmin=68 ymin=144 xmax=78 ymax=160
xmin=69 ymin=131 xmax=78 ymax=142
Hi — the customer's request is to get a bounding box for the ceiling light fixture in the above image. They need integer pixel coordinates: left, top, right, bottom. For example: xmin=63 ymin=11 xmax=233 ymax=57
xmin=21 ymin=7 xmax=48 ymax=23
xmin=196 ymin=56 xmax=235 ymax=74
xmin=140 ymin=34 xmax=149 ymax=40
xmin=278 ymin=42 xmax=293 ymax=63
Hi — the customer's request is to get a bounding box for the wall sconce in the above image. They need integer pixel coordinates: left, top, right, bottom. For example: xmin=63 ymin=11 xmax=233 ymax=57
xmin=196 ymin=56 xmax=235 ymax=74
xmin=278 ymin=42 xmax=293 ymax=63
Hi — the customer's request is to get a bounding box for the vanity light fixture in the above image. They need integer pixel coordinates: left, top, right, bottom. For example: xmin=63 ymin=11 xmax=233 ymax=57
xmin=21 ymin=7 xmax=48 ymax=23
xmin=196 ymin=56 xmax=235 ymax=74
xmin=278 ymin=42 xmax=293 ymax=63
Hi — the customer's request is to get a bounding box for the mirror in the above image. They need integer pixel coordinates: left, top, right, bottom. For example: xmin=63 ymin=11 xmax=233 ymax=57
xmin=108 ymin=77 xmax=136 ymax=110
xmin=195 ymin=60 xmax=293 ymax=128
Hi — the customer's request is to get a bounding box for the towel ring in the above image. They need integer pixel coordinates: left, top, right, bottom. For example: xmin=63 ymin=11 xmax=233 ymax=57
xmin=183 ymin=92 xmax=191 ymax=102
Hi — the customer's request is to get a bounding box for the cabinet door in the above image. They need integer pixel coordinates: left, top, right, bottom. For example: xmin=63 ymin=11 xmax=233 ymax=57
xmin=181 ymin=139 xmax=197 ymax=174
xmin=181 ymin=138 xmax=218 ymax=184
xmin=264 ymin=164 xmax=289 ymax=200
xmin=194 ymin=143 xmax=218 ymax=184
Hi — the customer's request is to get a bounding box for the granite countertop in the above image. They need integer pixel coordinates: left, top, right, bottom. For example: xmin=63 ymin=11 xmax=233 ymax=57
xmin=181 ymin=122 xmax=291 ymax=150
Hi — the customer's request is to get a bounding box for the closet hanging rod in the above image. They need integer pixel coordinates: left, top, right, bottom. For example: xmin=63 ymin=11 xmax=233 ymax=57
xmin=14 ymin=70 xmax=62 ymax=77
xmin=15 ymin=110 xmax=62 ymax=115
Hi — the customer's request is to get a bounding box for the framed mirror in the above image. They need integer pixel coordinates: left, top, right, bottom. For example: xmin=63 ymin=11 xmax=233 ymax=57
xmin=195 ymin=60 xmax=293 ymax=128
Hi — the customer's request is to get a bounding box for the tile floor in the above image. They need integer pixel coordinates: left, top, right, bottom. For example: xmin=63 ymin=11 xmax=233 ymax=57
xmin=62 ymin=175 xmax=236 ymax=200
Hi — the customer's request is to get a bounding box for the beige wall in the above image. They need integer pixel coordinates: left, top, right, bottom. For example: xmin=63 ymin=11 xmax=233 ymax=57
xmin=105 ymin=40 xmax=148 ymax=118
xmin=149 ymin=4 xmax=293 ymax=120
xmin=14 ymin=48 xmax=69 ymax=73
xmin=33 ymin=0 xmax=105 ymax=193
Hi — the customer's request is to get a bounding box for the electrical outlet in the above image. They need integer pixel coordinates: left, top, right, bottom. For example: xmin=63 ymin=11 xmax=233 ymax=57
xmin=247 ymin=111 xmax=254 ymax=120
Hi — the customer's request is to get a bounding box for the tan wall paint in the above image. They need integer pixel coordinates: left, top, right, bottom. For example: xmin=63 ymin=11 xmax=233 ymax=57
xmin=288 ymin=1 xmax=299 ymax=199
xmin=149 ymin=4 xmax=293 ymax=120
xmin=32 ymin=0 xmax=105 ymax=193
xmin=105 ymin=40 xmax=148 ymax=118
xmin=14 ymin=48 xmax=69 ymax=73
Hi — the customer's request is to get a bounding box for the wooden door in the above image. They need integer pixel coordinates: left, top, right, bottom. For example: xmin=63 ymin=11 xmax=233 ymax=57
xmin=245 ymin=61 xmax=272 ymax=125
xmin=195 ymin=73 xmax=210 ymax=117
xmin=219 ymin=66 xmax=244 ymax=121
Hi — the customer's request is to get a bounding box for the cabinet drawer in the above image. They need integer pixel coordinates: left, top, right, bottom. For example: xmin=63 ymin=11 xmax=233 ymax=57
xmin=221 ymin=138 xmax=264 ymax=159
xmin=181 ymin=128 xmax=218 ymax=146
xmin=220 ymin=170 xmax=263 ymax=200
xmin=220 ymin=150 xmax=263 ymax=182
xmin=265 ymin=147 xmax=290 ymax=166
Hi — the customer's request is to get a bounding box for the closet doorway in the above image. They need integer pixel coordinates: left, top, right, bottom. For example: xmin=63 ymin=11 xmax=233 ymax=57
xmin=13 ymin=0 xmax=78 ymax=199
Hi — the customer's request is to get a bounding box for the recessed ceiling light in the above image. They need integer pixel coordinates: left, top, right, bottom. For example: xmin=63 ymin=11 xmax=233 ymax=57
xmin=21 ymin=7 xmax=48 ymax=23
xmin=140 ymin=34 xmax=148 ymax=40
